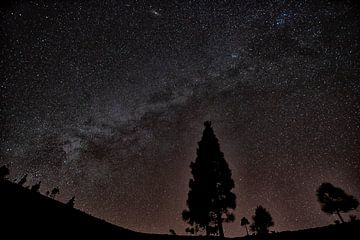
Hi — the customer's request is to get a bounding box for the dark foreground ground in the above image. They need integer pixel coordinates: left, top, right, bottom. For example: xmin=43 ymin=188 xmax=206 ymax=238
xmin=0 ymin=180 xmax=359 ymax=239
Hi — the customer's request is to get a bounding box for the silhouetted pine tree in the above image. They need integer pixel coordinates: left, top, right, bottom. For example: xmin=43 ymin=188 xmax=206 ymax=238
xmin=241 ymin=217 xmax=250 ymax=236
xmin=317 ymin=182 xmax=359 ymax=223
xmin=183 ymin=121 xmax=236 ymax=237
xmin=250 ymin=206 xmax=274 ymax=235
xmin=66 ymin=196 xmax=75 ymax=208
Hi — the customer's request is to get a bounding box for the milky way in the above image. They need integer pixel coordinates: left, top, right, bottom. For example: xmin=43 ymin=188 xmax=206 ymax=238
xmin=1 ymin=0 xmax=359 ymax=237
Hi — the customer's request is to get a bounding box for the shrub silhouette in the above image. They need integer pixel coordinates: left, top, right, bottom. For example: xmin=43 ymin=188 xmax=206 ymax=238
xmin=50 ymin=187 xmax=60 ymax=198
xmin=183 ymin=121 xmax=236 ymax=237
xmin=241 ymin=217 xmax=250 ymax=236
xmin=317 ymin=182 xmax=359 ymax=223
xmin=250 ymin=206 xmax=274 ymax=235
xmin=0 ymin=165 xmax=10 ymax=179
xmin=66 ymin=196 xmax=75 ymax=208
xmin=31 ymin=181 xmax=41 ymax=193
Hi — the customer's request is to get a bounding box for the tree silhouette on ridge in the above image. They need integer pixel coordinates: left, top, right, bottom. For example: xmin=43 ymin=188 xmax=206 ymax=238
xmin=66 ymin=196 xmax=75 ymax=208
xmin=31 ymin=181 xmax=41 ymax=193
xmin=50 ymin=187 xmax=60 ymax=199
xmin=317 ymin=182 xmax=359 ymax=223
xmin=250 ymin=205 xmax=274 ymax=236
xmin=183 ymin=121 xmax=236 ymax=237
xmin=241 ymin=217 xmax=250 ymax=236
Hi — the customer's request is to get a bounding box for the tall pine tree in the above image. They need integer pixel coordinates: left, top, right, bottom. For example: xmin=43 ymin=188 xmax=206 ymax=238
xmin=183 ymin=121 xmax=236 ymax=237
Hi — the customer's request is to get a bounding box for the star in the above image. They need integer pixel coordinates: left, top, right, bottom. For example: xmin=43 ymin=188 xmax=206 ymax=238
xmin=1 ymin=0 xmax=359 ymax=237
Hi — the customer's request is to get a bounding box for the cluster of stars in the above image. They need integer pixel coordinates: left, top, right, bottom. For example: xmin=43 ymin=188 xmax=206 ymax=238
xmin=1 ymin=0 xmax=359 ymax=237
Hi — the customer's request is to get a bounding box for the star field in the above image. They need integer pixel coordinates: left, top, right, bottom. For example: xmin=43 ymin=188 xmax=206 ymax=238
xmin=1 ymin=0 xmax=359 ymax=237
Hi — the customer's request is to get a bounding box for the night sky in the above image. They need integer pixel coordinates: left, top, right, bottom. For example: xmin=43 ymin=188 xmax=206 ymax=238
xmin=1 ymin=0 xmax=359 ymax=237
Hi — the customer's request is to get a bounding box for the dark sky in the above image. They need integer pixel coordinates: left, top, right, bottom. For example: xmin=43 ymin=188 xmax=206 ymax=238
xmin=1 ymin=0 xmax=359 ymax=237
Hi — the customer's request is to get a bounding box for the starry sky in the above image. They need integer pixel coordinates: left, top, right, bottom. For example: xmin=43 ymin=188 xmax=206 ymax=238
xmin=1 ymin=0 xmax=359 ymax=237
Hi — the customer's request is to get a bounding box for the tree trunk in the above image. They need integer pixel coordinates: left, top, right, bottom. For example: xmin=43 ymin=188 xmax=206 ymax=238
xmin=336 ymin=210 xmax=345 ymax=223
xmin=217 ymin=214 xmax=224 ymax=237
xmin=245 ymin=225 xmax=249 ymax=236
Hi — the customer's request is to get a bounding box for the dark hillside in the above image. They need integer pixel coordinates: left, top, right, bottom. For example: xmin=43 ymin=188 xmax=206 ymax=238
xmin=233 ymin=221 xmax=360 ymax=240
xmin=0 ymin=179 xmax=359 ymax=239
xmin=0 ymin=180 xmax=139 ymax=238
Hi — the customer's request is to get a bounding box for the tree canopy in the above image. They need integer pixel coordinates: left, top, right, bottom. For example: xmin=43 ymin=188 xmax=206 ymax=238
xmin=250 ymin=205 xmax=274 ymax=235
xmin=317 ymin=182 xmax=359 ymax=223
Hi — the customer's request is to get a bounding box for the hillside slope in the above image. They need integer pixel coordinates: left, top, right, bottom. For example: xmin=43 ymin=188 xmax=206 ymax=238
xmin=0 ymin=179 xmax=359 ymax=239
xmin=233 ymin=222 xmax=360 ymax=240
xmin=0 ymin=180 xmax=140 ymax=238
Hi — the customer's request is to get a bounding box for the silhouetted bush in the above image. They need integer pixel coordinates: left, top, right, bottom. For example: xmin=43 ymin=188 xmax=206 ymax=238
xmin=50 ymin=187 xmax=60 ymax=198
xmin=250 ymin=205 xmax=274 ymax=235
xmin=66 ymin=196 xmax=75 ymax=208
xmin=31 ymin=181 xmax=41 ymax=193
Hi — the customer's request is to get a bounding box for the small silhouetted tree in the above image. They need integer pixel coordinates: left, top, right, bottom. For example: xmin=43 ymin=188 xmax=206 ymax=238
xmin=50 ymin=187 xmax=60 ymax=198
xmin=317 ymin=182 xmax=359 ymax=223
xmin=183 ymin=121 xmax=236 ymax=237
xmin=349 ymin=215 xmax=357 ymax=222
xmin=250 ymin=206 xmax=274 ymax=235
xmin=31 ymin=181 xmax=41 ymax=193
xmin=241 ymin=217 xmax=250 ymax=236
xmin=66 ymin=196 xmax=75 ymax=208
xmin=0 ymin=165 xmax=9 ymax=179
xmin=18 ymin=174 xmax=27 ymax=186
